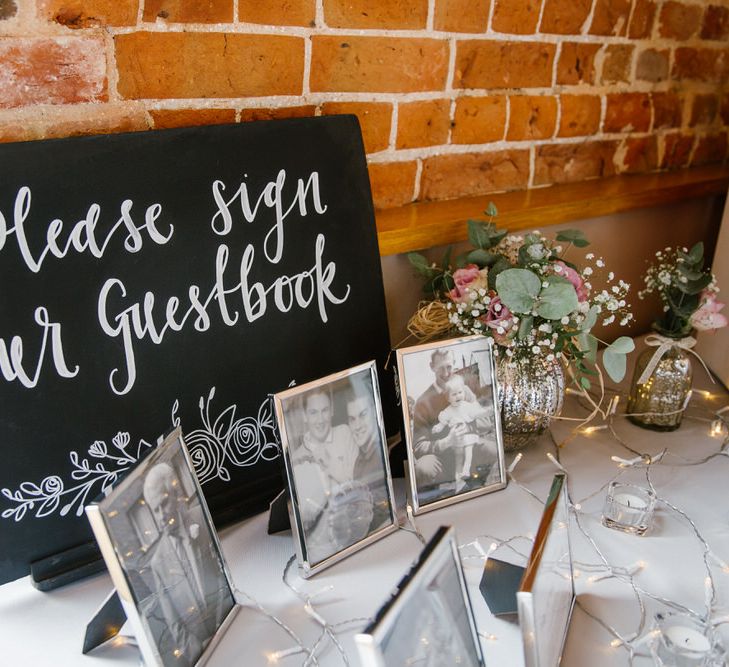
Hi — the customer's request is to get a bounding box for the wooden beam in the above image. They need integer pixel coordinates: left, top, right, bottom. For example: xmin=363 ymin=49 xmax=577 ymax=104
xmin=375 ymin=165 xmax=729 ymax=255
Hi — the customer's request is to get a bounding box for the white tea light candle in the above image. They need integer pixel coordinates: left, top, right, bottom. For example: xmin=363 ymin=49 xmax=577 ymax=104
xmin=663 ymin=626 xmax=711 ymax=653
xmin=653 ymin=613 xmax=724 ymax=667
xmin=602 ymin=482 xmax=656 ymax=536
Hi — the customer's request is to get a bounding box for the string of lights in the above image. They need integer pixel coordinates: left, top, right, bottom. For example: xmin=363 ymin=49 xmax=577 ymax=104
xmin=238 ymin=387 xmax=728 ymax=665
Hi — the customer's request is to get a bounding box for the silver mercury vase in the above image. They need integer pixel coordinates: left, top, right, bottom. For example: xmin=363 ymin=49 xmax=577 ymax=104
xmin=496 ymin=352 xmax=565 ymax=451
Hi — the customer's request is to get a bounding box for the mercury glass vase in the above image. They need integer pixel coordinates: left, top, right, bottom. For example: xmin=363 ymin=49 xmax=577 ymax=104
xmin=627 ymin=343 xmax=692 ymax=431
xmin=496 ymin=352 xmax=565 ymax=452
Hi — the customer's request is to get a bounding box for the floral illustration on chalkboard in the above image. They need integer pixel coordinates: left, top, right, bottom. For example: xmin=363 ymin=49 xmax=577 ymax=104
xmin=1 ymin=388 xmax=282 ymax=521
xmin=1 ymin=432 xmax=153 ymax=521
xmin=171 ymin=387 xmax=281 ymax=485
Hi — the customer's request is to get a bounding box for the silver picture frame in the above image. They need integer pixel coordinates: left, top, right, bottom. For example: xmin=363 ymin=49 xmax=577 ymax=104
xmin=273 ymin=360 xmax=398 ymax=578
xmin=396 ymin=335 xmax=506 ymax=515
xmin=85 ymin=427 xmax=239 ymax=667
xmin=517 ymin=473 xmax=575 ymax=667
xmin=355 ymin=525 xmax=485 ymax=667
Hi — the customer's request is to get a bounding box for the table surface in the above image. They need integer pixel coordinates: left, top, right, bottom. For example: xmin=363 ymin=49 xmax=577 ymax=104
xmin=2 ymin=344 xmax=729 ymax=667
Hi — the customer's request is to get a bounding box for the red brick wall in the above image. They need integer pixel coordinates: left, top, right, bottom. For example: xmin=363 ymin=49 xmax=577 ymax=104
xmin=0 ymin=0 xmax=727 ymax=209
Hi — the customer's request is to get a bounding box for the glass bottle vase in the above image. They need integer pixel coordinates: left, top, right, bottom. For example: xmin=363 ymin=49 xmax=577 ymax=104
xmin=496 ymin=352 xmax=565 ymax=452
xmin=626 ymin=343 xmax=693 ymax=431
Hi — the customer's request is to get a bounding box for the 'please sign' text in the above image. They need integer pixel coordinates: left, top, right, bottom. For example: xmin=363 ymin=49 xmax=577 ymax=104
xmin=0 ymin=169 xmax=350 ymax=395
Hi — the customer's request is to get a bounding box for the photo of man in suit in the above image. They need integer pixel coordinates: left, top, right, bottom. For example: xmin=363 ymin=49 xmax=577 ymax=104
xmin=135 ymin=461 xmax=234 ymax=667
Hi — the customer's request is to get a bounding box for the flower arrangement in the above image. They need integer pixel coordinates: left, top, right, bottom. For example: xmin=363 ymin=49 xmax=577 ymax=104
xmin=408 ymin=205 xmax=635 ymax=388
xmin=637 ymin=243 xmax=727 ymax=338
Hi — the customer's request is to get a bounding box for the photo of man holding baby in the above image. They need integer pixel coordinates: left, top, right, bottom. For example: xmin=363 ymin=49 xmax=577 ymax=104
xmin=397 ymin=336 xmax=506 ymax=513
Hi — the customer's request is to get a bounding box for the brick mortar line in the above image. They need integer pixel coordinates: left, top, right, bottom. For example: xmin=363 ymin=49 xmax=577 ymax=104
xmin=412 ymin=158 xmax=423 ymax=201
xmin=122 ymin=81 xmax=727 ymax=111
xmin=486 ymin=0 xmax=496 ymax=34
xmin=363 ymin=131 xmax=702 ymax=164
xmin=302 ymin=34 xmax=312 ymax=95
xmin=535 ymin=0 xmax=549 ymax=34
xmin=445 ymin=36 xmax=457 ymax=93
xmin=102 ymin=26 xmax=121 ymax=104
xmin=388 ymin=103 xmax=398 ymax=151
xmin=528 ymin=144 xmax=536 ymax=188
xmin=426 ymin=0 xmax=435 ymax=32
xmin=582 ymin=0 xmax=600 ymax=36
xmin=93 ymin=23 xmax=729 ymax=50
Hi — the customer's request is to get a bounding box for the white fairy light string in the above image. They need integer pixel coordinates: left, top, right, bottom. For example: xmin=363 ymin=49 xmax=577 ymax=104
xmin=508 ymin=390 xmax=729 ymax=664
xmin=222 ymin=385 xmax=729 ymax=665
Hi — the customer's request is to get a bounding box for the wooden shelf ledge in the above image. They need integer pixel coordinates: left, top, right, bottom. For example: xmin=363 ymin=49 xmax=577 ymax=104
xmin=375 ymin=165 xmax=729 ymax=256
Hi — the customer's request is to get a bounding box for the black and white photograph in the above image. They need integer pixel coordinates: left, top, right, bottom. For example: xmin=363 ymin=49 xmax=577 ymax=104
xmin=274 ymin=361 xmax=398 ymax=577
xmin=355 ymin=525 xmax=485 ymax=667
xmin=396 ymin=335 xmax=506 ymax=514
xmin=85 ymin=429 xmax=238 ymax=667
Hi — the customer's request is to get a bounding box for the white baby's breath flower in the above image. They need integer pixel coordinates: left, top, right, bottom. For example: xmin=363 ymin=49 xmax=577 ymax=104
xmin=560 ymin=316 xmax=570 ymax=324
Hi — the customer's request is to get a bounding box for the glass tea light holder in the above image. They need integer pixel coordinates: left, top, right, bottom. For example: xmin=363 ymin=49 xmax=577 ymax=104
xmin=651 ymin=612 xmax=726 ymax=667
xmin=601 ymin=482 xmax=656 ymax=536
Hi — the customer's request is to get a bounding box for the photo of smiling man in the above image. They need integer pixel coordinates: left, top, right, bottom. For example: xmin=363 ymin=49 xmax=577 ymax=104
xmin=275 ymin=362 xmax=397 ymax=575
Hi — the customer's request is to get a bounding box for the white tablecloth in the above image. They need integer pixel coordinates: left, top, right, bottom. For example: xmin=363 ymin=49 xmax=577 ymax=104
xmin=2 ymin=350 xmax=729 ymax=666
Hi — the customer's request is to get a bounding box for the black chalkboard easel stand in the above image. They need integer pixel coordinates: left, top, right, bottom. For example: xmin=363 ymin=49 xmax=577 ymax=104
xmin=30 ymin=542 xmax=106 ymax=591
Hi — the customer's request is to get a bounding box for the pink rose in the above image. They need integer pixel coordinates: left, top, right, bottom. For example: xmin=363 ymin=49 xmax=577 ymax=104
xmin=448 ymin=264 xmax=489 ymax=303
xmin=552 ymin=260 xmax=589 ymax=302
xmin=480 ymin=295 xmax=514 ymax=344
xmin=690 ymin=291 xmax=728 ymax=332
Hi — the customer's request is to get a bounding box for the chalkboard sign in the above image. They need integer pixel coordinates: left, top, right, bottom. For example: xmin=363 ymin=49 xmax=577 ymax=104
xmin=0 ymin=116 xmax=396 ymax=585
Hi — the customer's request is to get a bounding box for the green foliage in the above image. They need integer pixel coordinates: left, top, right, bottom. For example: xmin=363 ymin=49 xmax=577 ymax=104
xmin=535 ymin=277 xmax=579 ymax=320
xmin=487 ymin=257 xmax=511 ymax=290
xmin=495 ymin=269 xmax=541 ymax=313
xmin=602 ymin=336 xmax=635 ymax=382
xmin=556 ymin=229 xmax=590 ymax=248
xmin=467 ymin=219 xmax=506 ymax=250
xmin=467 ymin=248 xmax=500 ymax=267
xmin=518 ymin=315 xmax=533 ymax=341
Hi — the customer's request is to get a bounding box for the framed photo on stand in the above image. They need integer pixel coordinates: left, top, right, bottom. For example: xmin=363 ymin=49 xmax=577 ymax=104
xmin=355 ymin=525 xmax=485 ymax=667
xmin=85 ymin=428 xmax=239 ymax=667
xmin=273 ymin=360 xmax=398 ymax=577
xmin=517 ymin=473 xmax=575 ymax=667
xmin=396 ymin=335 xmax=506 ymax=515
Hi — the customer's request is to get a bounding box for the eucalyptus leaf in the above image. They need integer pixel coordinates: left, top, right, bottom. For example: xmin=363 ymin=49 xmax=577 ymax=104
xmin=677 ymin=264 xmax=704 ymax=280
xmin=605 ymin=336 xmax=635 ymax=355
xmin=688 ymin=241 xmax=704 ymax=263
xmin=667 ymin=290 xmax=700 ymax=317
xmin=556 ymin=229 xmax=590 ymax=247
xmin=576 ymin=332 xmax=598 ymax=363
xmin=487 ymin=257 xmax=512 ymax=290
xmin=518 ymin=315 xmax=533 ymax=341
xmin=442 ymin=246 xmax=452 ymax=272
xmin=581 ymin=306 xmax=599 ymax=332
xmin=602 ymin=348 xmax=627 ymax=382
xmin=495 ymin=269 xmax=541 ymax=314
xmin=486 ymin=202 xmax=498 ymax=217
xmin=580 ymin=376 xmax=591 ymax=390
xmin=467 ymin=248 xmax=498 ymax=267
xmin=678 ymin=273 xmax=711 ymax=295
xmin=408 ymin=252 xmax=430 ymax=273
xmin=468 ymin=220 xmax=491 ymax=249
xmin=536 ymin=278 xmax=578 ymax=320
